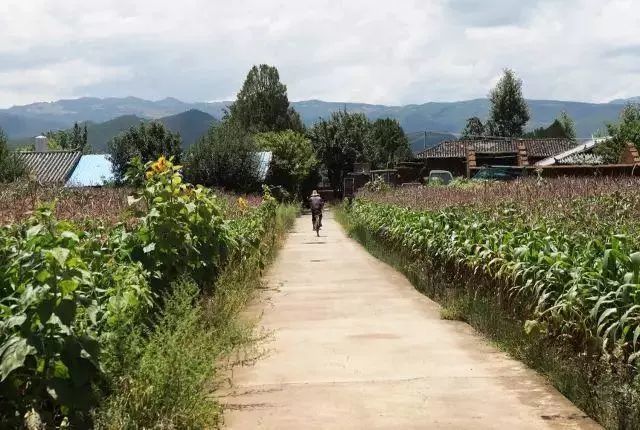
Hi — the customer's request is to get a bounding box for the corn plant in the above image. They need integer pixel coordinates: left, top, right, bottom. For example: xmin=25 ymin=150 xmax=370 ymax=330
xmin=347 ymin=186 xmax=640 ymax=369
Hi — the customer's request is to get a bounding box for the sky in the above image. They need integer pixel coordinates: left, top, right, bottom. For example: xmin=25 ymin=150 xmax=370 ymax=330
xmin=1 ymin=0 xmax=639 ymax=108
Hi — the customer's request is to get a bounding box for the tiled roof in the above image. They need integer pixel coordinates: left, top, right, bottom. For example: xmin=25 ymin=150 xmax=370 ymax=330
xmin=17 ymin=151 xmax=82 ymax=183
xmin=524 ymin=139 xmax=576 ymax=158
xmin=417 ymin=138 xmax=577 ymax=159
xmin=418 ymin=141 xmax=467 ymax=158
xmin=66 ymin=154 xmax=115 ymax=187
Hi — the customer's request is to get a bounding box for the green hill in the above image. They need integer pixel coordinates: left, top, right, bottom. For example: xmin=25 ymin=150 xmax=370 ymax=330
xmin=158 ymin=109 xmax=217 ymax=148
xmin=80 ymin=110 xmax=216 ymax=152
xmin=85 ymin=115 xmax=146 ymax=152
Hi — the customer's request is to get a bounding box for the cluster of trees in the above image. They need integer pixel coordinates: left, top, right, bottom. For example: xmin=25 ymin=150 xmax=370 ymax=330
xmin=524 ymin=111 xmax=576 ymax=139
xmin=594 ymin=103 xmax=640 ymax=163
xmin=0 ymin=129 xmax=26 ymax=183
xmin=47 ymin=122 xmax=89 ymax=152
xmin=460 ymin=69 xmax=575 ymax=140
xmin=108 ymin=64 xmax=411 ymax=198
xmin=310 ymin=112 xmax=409 ymax=193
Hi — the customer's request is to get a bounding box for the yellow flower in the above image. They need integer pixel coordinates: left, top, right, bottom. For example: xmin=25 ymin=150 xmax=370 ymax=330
xmin=152 ymin=156 xmax=168 ymax=173
xmin=145 ymin=171 xmax=154 ymax=180
xmin=237 ymin=197 xmax=248 ymax=211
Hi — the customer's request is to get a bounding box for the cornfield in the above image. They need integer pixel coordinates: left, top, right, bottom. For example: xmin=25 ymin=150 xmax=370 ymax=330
xmin=349 ymin=177 xmax=640 ymax=368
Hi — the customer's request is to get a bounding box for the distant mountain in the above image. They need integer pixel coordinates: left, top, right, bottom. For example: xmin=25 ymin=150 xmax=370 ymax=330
xmin=83 ymin=110 xmax=216 ymax=152
xmin=8 ymin=109 xmax=217 ymax=152
xmin=609 ymin=96 xmax=640 ymax=105
xmin=291 ymin=99 xmax=623 ymax=138
xmin=0 ymin=112 xmax=68 ymax=139
xmin=80 ymin=110 xmax=215 ymax=152
xmin=1 ymin=96 xmax=632 ymax=144
xmin=158 ymin=109 xmax=217 ymax=148
xmin=84 ymin=115 xmax=146 ymax=152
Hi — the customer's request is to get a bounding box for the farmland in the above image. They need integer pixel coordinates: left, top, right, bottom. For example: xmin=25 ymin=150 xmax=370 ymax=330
xmin=340 ymin=178 xmax=640 ymax=428
xmin=0 ymin=158 xmax=296 ymax=428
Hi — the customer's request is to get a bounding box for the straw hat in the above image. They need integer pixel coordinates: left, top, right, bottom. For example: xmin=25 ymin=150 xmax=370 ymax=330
xmin=311 ymin=190 xmax=320 ymax=197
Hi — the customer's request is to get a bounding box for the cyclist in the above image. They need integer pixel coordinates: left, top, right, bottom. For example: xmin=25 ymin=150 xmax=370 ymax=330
xmin=309 ymin=190 xmax=324 ymax=232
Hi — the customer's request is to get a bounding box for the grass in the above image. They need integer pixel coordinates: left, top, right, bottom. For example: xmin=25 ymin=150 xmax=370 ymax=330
xmin=336 ymin=206 xmax=640 ymax=430
xmin=94 ymin=204 xmax=298 ymax=429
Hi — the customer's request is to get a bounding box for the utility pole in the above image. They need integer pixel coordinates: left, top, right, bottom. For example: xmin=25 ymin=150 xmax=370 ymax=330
xmin=424 ymin=131 xmax=427 ymax=150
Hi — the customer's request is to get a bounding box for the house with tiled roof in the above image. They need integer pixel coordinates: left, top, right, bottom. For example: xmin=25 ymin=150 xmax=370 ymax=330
xmin=416 ymin=138 xmax=581 ymax=177
xmin=17 ymin=150 xmax=83 ymax=184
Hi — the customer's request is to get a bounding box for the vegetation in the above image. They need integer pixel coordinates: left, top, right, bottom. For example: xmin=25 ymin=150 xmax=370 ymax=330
xmin=460 ymin=116 xmax=485 ymax=138
xmin=595 ymin=103 xmax=640 ymax=163
xmin=108 ymin=122 xmax=182 ymax=182
xmin=0 ymin=156 xmax=296 ymax=428
xmin=488 ymin=68 xmax=530 ymax=137
xmin=254 ymin=130 xmax=318 ymax=198
xmin=185 ymin=120 xmax=260 ymax=192
xmin=0 ymin=128 xmax=27 ymax=183
xmin=341 ymin=178 xmax=640 ymax=428
xmin=46 ymin=122 xmax=89 ymax=152
xmin=365 ymin=118 xmax=411 ymax=169
xmin=524 ymin=111 xmax=577 ymax=140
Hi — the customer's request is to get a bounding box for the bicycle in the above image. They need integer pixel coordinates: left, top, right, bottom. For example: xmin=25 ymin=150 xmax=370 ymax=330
xmin=313 ymin=213 xmax=321 ymax=237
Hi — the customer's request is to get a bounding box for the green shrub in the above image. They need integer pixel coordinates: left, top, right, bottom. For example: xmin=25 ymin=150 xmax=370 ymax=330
xmin=0 ymin=153 xmax=296 ymax=428
xmin=125 ymin=157 xmax=233 ymax=291
xmin=0 ymin=206 xmax=152 ymax=427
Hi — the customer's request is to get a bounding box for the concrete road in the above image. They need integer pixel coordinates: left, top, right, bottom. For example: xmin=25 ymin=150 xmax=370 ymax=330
xmin=222 ymin=213 xmax=600 ymax=429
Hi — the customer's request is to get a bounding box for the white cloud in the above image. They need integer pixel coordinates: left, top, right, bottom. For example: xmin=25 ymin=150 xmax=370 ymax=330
xmin=0 ymin=0 xmax=639 ymax=107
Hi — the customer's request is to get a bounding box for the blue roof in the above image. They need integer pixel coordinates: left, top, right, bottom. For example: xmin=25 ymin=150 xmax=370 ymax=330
xmin=66 ymin=154 xmax=115 ymax=187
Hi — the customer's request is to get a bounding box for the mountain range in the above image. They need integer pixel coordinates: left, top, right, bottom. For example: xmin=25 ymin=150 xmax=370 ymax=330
xmin=2 ymin=96 xmax=638 ymax=152
xmin=7 ymin=109 xmax=217 ymax=152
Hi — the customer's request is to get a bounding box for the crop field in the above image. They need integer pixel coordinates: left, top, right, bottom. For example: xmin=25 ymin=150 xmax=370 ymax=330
xmin=0 ymin=158 xmax=295 ymax=428
xmin=343 ymin=177 xmax=640 ymax=427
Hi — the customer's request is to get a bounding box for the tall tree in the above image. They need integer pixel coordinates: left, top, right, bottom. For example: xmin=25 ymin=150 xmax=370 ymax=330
xmin=558 ymin=111 xmax=576 ymax=140
xmin=184 ymin=120 xmax=259 ymax=192
xmin=461 ymin=117 xmax=485 ymax=139
xmin=0 ymin=128 xmax=26 ymax=183
xmin=108 ymin=121 xmax=182 ymax=182
xmin=227 ymin=64 xmax=303 ymax=133
xmin=309 ymin=109 xmax=370 ymax=193
xmin=488 ymin=69 xmax=530 ymax=137
xmin=365 ymin=118 xmax=410 ymax=168
xmin=254 ymin=130 xmax=317 ymax=197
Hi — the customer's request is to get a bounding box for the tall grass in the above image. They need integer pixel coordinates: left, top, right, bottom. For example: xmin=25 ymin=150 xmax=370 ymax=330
xmin=94 ymin=205 xmax=298 ymax=429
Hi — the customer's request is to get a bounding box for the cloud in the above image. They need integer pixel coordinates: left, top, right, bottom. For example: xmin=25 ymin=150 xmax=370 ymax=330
xmin=0 ymin=0 xmax=639 ymax=107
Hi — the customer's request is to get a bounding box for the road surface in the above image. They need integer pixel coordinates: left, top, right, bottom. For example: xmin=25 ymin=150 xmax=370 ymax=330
xmin=222 ymin=212 xmax=600 ymax=429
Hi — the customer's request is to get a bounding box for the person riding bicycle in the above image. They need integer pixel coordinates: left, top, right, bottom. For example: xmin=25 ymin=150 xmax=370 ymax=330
xmin=309 ymin=190 xmax=324 ymax=231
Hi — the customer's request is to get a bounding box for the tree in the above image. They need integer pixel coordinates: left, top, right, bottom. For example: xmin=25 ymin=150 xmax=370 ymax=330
xmin=594 ymin=103 xmax=640 ymax=163
xmin=46 ymin=122 xmax=89 ymax=152
xmin=46 ymin=130 xmax=70 ymax=150
xmin=227 ymin=64 xmax=303 ymax=133
xmin=184 ymin=120 xmax=259 ymax=192
xmin=488 ymin=69 xmax=530 ymax=137
xmin=108 ymin=121 xmax=182 ymax=182
xmin=558 ymin=111 xmax=576 ymax=140
xmin=309 ymin=109 xmax=370 ymax=193
xmin=461 ymin=117 xmax=485 ymax=139
xmin=254 ymin=130 xmax=317 ymax=197
xmin=365 ymin=118 xmax=410 ymax=168
xmin=0 ymin=128 xmax=26 ymax=183
xmin=523 ymin=112 xmax=576 ymax=140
